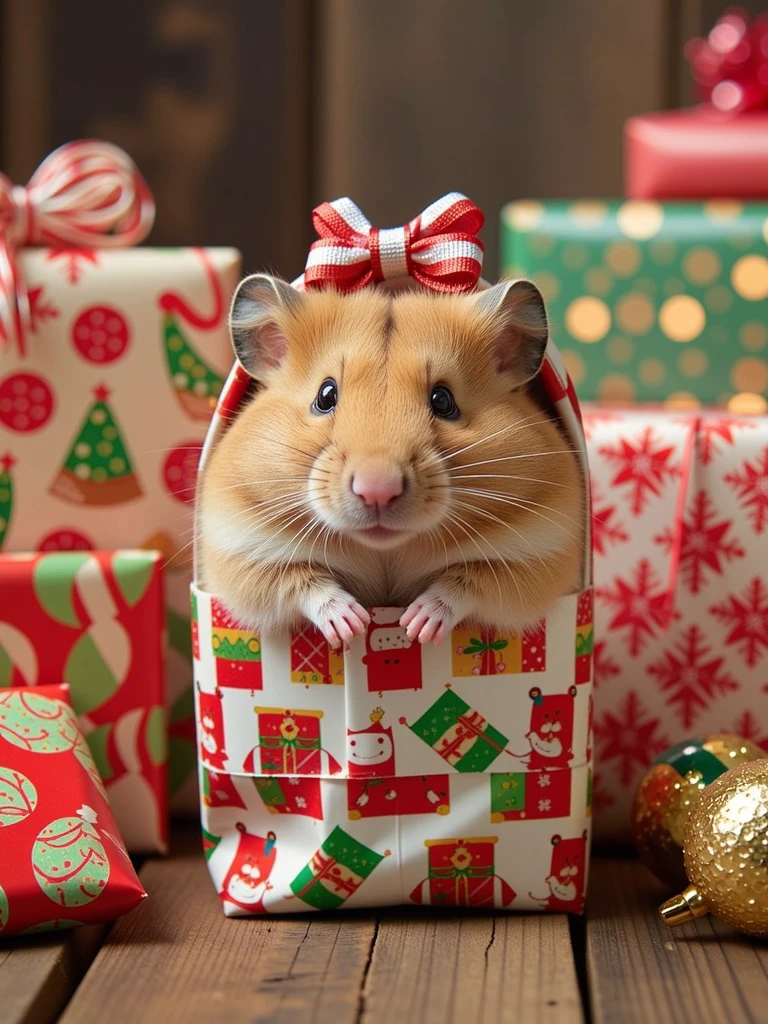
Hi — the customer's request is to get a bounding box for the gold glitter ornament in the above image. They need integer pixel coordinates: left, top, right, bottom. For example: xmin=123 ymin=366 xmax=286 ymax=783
xmin=632 ymin=734 xmax=766 ymax=890
xmin=660 ymin=761 xmax=768 ymax=937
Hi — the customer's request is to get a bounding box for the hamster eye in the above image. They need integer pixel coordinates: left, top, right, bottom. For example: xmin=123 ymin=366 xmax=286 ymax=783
xmin=430 ymin=384 xmax=459 ymax=420
xmin=312 ymin=378 xmax=338 ymax=414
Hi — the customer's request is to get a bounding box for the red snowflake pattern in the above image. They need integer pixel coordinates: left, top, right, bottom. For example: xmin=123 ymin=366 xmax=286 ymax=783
xmin=696 ymin=417 xmax=756 ymax=466
xmin=732 ymin=710 xmax=768 ymax=751
xmin=46 ymin=248 xmax=100 ymax=284
xmin=591 ymin=772 xmax=616 ymax=813
xmin=597 ymin=426 xmax=679 ymax=516
xmin=725 ymin=445 xmax=768 ymax=535
xmin=27 ymin=285 xmax=59 ymax=333
xmin=595 ymin=558 xmax=673 ymax=657
xmin=647 ymin=624 xmax=739 ymax=729
xmin=593 ymin=640 xmax=620 ymax=688
xmin=710 ymin=577 xmax=768 ymax=668
xmin=591 ymin=482 xmax=629 ymax=557
xmin=655 ymin=489 xmax=745 ymax=595
xmin=581 ymin=411 xmax=621 ymax=442
xmin=594 ymin=690 xmax=670 ymax=787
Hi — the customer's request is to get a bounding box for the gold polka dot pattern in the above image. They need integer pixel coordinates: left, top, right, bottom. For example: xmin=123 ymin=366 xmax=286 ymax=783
xmin=739 ymin=322 xmax=767 ymax=352
xmin=682 ymin=247 xmax=721 ymax=285
xmin=615 ymin=293 xmax=655 ymax=335
xmin=729 ymin=392 xmax=768 ymax=414
xmin=616 ymin=201 xmax=664 ymax=240
xmin=605 ymin=241 xmax=641 ymax=276
xmin=638 ymin=359 xmax=667 ymax=386
xmin=730 ymin=358 xmax=768 ymax=393
xmin=731 ymin=255 xmax=768 ymax=301
xmin=596 ymin=373 xmax=635 ymax=404
xmin=658 ymin=296 xmax=706 ymax=343
xmin=605 ymin=336 xmax=635 ymax=364
xmin=565 ymin=296 xmax=611 ymax=343
xmin=677 ymin=349 xmax=708 ymax=377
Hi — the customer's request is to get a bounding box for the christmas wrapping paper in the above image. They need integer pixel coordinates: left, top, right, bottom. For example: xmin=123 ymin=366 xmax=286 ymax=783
xmin=500 ymin=200 xmax=768 ymax=408
xmin=0 ymin=247 xmax=241 ymax=812
xmin=192 ymin=327 xmax=593 ymax=916
xmin=195 ymin=591 xmax=592 ymax=915
xmin=0 ymin=684 xmax=145 ymax=937
xmin=624 ymin=109 xmax=768 ymax=200
xmin=584 ymin=407 xmax=768 ymax=841
xmin=0 ymin=550 xmax=166 ymax=853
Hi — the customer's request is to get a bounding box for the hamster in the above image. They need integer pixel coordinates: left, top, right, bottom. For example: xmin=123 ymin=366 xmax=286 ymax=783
xmin=199 ymin=274 xmax=584 ymax=647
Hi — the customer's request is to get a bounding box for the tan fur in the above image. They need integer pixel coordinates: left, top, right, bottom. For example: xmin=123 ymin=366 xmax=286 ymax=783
xmin=200 ymin=284 xmax=584 ymax=645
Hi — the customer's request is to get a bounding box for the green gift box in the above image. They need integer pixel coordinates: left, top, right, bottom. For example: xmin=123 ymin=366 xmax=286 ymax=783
xmin=500 ymin=200 xmax=768 ymax=408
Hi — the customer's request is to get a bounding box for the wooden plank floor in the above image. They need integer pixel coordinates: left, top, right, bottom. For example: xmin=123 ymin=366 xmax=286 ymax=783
xmin=3 ymin=827 xmax=768 ymax=1024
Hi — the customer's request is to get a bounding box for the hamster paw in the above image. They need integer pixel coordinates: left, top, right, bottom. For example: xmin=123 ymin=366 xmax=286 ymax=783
xmin=401 ymin=594 xmax=456 ymax=645
xmin=314 ymin=593 xmax=370 ymax=648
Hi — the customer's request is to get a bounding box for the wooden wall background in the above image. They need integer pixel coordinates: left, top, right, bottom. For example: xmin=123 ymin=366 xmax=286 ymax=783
xmin=2 ymin=0 xmax=765 ymax=279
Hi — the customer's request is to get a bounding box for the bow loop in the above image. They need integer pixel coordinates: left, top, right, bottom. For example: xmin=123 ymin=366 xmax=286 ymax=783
xmin=0 ymin=140 xmax=155 ymax=353
xmin=304 ymin=193 xmax=484 ymax=294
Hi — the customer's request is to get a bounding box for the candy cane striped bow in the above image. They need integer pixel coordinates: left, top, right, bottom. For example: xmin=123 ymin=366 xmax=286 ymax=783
xmin=304 ymin=192 xmax=484 ymax=293
xmin=0 ymin=140 xmax=155 ymax=354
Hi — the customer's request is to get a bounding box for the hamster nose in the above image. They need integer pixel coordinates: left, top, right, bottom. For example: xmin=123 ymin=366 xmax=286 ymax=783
xmin=351 ymin=470 xmax=404 ymax=508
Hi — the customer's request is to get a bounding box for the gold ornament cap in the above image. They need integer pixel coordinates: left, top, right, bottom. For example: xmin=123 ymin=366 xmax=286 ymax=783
xmin=659 ymin=885 xmax=708 ymax=926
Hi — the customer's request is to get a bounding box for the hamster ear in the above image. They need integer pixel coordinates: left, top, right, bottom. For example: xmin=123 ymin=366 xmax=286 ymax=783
xmin=229 ymin=273 xmax=301 ymax=377
xmin=474 ymin=279 xmax=549 ymax=387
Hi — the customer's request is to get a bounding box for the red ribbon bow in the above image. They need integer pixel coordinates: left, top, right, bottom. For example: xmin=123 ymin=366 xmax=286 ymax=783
xmin=303 ymin=192 xmax=484 ymax=293
xmin=0 ymin=140 xmax=155 ymax=354
xmin=686 ymin=7 xmax=768 ymax=113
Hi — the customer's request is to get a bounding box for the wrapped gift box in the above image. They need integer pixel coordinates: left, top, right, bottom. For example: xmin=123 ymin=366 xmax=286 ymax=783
xmin=500 ymin=200 xmax=768 ymax=408
xmin=0 ymin=550 xmax=166 ymax=852
xmin=624 ymin=109 xmax=768 ymax=200
xmin=0 ymin=684 xmax=145 ymax=937
xmin=0 ymin=246 xmax=241 ymax=812
xmin=584 ymin=407 xmax=768 ymax=841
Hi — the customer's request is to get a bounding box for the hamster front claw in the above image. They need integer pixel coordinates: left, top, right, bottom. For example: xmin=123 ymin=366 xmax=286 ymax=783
xmin=312 ymin=591 xmax=370 ymax=649
xmin=400 ymin=592 xmax=459 ymax=646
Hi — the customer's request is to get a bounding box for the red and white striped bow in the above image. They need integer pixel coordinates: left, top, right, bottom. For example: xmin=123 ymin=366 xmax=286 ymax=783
xmin=0 ymin=140 xmax=155 ymax=354
xmin=304 ymin=192 xmax=484 ymax=294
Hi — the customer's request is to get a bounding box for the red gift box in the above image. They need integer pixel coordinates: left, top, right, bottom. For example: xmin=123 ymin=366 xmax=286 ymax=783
xmin=0 ymin=684 xmax=145 ymax=937
xmin=0 ymin=550 xmax=166 ymax=852
xmin=624 ymin=108 xmax=768 ymax=199
xmin=409 ymin=837 xmax=516 ymax=909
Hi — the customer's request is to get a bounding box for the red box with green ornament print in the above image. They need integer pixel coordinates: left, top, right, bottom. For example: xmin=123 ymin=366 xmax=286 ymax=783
xmin=0 ymin=246 xmax=241 ymax=816
xmin=0 ymin=683 xmax=146 ymax=937
xmin=0 ymin=550 xmax=167 ymax=853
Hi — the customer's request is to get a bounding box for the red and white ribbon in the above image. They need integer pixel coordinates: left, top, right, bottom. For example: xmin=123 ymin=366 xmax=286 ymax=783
xmin=304 ymin=192 xmax=484 ymax=294
xmin=0 ymin=140 xmax=155 ymax=354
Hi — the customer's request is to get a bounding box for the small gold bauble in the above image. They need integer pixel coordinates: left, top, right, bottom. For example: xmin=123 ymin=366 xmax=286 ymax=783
xmin=660 ymin=760 xmax=768 ymax=937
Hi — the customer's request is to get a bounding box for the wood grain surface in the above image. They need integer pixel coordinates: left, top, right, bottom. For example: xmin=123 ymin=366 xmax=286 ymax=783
xmin=587 ymin=857 xmax=768 ymax=1024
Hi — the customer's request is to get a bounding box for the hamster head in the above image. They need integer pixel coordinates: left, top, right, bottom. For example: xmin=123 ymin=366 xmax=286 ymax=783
xmin=201 ymin=273 xmax=579 ymax=577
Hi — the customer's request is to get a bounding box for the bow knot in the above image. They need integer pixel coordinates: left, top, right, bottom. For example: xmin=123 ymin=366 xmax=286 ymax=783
xmin=0 ymin=140 xmax=155 ymax=353
xmin=304 ymin=192 xmax=484 ymax=294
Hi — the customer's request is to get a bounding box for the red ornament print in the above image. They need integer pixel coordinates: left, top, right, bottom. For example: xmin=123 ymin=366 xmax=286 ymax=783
xmin=72 ymin=305 xmax=130 ymax=364
xmin=162 ymin=442 xmax=202 ymax=504
xmin=594 ymin=690 xmax=670 ymax=787
xmin=655 ymin=489 xmax=745 ymax=595
xmin=0 ymin=373 xmax=54 ymax=433
xmin=647 ymin=624 xmax=740 ymax=729
xmin=710 ymin=577 xmax=768 ymax=669
xmin=595 ymin=558 xmax=672 ymax=657
xmin=36 ymin=528 xmax=94 ymax=553
xmin=46 ymin=248 xmax=99 ymax=284
xmin=597 ymin=426 xmax=679 ymax=516
xmin=725 ymin=444 xmax=768 ymax=535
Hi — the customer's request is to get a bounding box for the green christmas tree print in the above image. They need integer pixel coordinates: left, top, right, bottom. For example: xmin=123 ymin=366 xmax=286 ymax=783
xmin=0 ymin=454 xmax=14 ymax=549
xmin=49 ymin=385 xmax=142 ymax=506
xmin=163 ymin=313 xmax=223 ymax=421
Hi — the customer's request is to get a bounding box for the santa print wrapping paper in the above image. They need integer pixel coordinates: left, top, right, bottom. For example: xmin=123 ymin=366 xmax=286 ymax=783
xmin=0 ymin=684 xmax=145 ymax=937
xmin=0 ymin=247 xmax=241 ymax=813
xmin=194 ymin=589 xmax=592 ymax=916
xmin=500 ymin=200 xmax=768 ymax=408
xmin=0 ymin=550 xmax=166 ymax=853
xmin=584 ymin=407 xmax=768 ymax=841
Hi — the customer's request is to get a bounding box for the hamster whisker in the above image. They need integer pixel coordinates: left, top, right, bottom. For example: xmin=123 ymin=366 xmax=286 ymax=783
xmin=440 ymin=410 xmax=560 ymax=461
xmin=206 ymin=477 xmax=327 ymax=494
xmin=452 ymin=487 xmax=583 ymax=529
xmin=441 ymin=510 xmax=506 ymax=606
xmin=441 ymin=473 xmax=570 ymax=488
xmin=460 ymin=492 xmax=582 ymax=544
xmin=450 ymin=499 xmax=557 ymax=585
xmin=444 ymin=450 xmax=581 ymax=474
